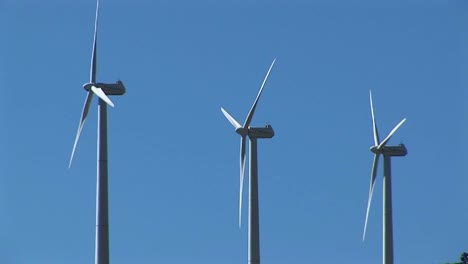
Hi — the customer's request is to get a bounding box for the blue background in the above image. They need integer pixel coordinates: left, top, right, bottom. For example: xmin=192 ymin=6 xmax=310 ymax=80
xmin=1 ymin=0 xmax=467 ymax=263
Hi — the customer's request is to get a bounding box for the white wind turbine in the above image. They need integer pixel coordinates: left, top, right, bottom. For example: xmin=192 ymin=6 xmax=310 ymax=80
xmin=221 ymin=59 xmax=276 ymax=264
xmin=69 ymin=1 xmax=125 ymax=264
xmin=363 ymin=90 xmax=407 ymax=264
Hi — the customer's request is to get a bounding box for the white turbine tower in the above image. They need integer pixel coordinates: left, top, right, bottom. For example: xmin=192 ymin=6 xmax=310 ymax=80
xmin=69 ymin=1 xmax=125 ymax=264
xmin=221 ymin=59 xmax=276 ymax=264
xmin=363 ymin=90 xmax=407 ymax=264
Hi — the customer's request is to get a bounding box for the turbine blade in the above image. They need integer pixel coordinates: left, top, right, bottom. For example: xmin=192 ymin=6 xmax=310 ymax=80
xmin=369 ymin=90 xmax=380 ymax=146
xmin=90 ymin=0 xmax=99 ymax=83
xmin=243 ymin=58 xmax=276 ymax=128
xmin=363 ymin=153 xmax=380 ymax=241
xmin=239 ymin=135 xmax=246 ymax=227
xmin=221 ymin=107 xmax=241 ymax=129
xmin=91 ymin=86 xmax=115 ymax=107
xmin=377 ymin=118 xmax=406 ymax=149
xmin=69 ymin=91 xmax=94 ymax=168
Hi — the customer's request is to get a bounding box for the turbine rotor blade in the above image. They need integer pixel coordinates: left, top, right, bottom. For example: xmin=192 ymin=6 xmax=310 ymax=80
xmin=369 ymin=90 xmax=380 ymax=146
xmin=243 ymin=58 xmax=276 ymax=128
xmin=377 ymin=118 xmax=406 ymax=149
xmin=69 ymin=91 xmax=94 ymax=168
xmin=239 ymin=135 xmax=246 ymax=227
xmin=91 ymin=86 xmax=115 ymax=107
xmin=90 ymin=0 xmax=99 ymax=83
xmin=221 ymin=107 xmax=241 ymax=129
xmin=363 ymin=153 xmax=380 ymax=241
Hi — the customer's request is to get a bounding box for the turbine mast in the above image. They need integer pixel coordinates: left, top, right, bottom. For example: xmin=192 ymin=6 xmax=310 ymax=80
xmin=383 ymin=155 xmax=394 ymax=264
xmin=96 ymin=99 xmax=110 ymax=264
xmin=249 ymin=137 xmax=260 ymax=264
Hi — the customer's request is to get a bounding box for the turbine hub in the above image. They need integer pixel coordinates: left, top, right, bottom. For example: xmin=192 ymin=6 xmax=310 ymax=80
xmin=83 ymin=82 xmax=95 ymax=91
xmin=235 ymin=127 xmax=248 ymax=136
xmin=370 ymin=146 xmax=379 ymax=154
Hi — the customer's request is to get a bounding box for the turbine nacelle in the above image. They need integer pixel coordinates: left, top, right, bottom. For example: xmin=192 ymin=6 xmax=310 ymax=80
xmin=235 ymin=125 xmax=274 ymax=138
xmin=248 ymin=125 xmax=275 ymax=138
xmin=370 ymin=144 xmax=407 ymax=156
xmin=83 ymin=80 xmax=126 ymax=95
xmin=383 ymin=144 xmax=408 ymax=157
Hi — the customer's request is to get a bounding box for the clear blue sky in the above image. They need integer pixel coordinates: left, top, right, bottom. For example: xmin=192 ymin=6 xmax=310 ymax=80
xmin=1 ymin=0 xmax=467 ymax=263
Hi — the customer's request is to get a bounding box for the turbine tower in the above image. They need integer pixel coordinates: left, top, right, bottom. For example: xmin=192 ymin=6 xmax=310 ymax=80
xmin=363 ymin=90 xmax=407 ymax=264
xmin=69 ymin=1 xmax=125 ymax=264
xmin=221 ymin=59 xmax=276 ymax=264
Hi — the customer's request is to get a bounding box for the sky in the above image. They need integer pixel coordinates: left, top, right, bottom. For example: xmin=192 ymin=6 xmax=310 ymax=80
xmin=1 ymin=0 xmax=467 ymax=263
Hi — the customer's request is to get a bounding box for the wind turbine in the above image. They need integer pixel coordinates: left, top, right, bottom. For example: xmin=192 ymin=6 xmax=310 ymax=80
xmin=69 ymin=1 xmax=125 ymax=264
xmin=221 ymin=59 xmax=276 ymax=264
xmin=363 ymin=90 xmax=407 ymax=264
